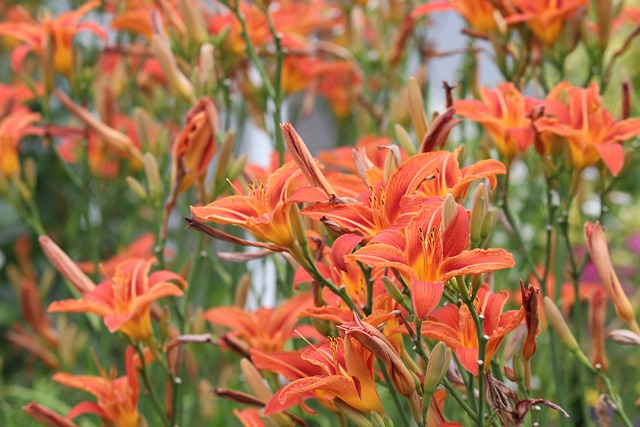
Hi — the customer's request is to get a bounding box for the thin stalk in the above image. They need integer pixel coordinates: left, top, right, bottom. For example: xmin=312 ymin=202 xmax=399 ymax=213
xmin=378 ymin=359 xmax=411 ymax=427
xmin=134 ymin=344 xmax=171 ymax=427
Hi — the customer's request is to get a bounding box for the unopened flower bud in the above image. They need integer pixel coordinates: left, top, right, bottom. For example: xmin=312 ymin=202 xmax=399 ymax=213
xmin=381 ymin=276 xmax=411 ymax=312
xmin=151 ymin=12 xmax=196 ymax=102
xmin=585 ymin=222 xmax=640 ymax=334
xmin=424 ymin=342 xmax=451 ymax=395
xmin=544 ymin=297 xmax=593 ymax=369
xmin=381 ymin=145 xmax=402 ymax=182
xmin=589 ymin=290 xmax=608 ymax=371
xmin=370 ymin=411 xmax=394 ymax=427
xmin=407 ymin=77 xmax=428 ymax=141
xmin=394 ymin=124 xmax=416 ymax=155
xmin=213 ymin=131 xmax=235 ymax=194
xmin=144 ymin=152 xmax=163 ymax=201
xmin=480 ymin=209 xmax=497 ymax=242
xmin=441 ymin=194 xmax=457 ymax=229
xmin=133 ymin=107 xmax=153 ymax=152
xmin=608 ymin=329 xmax=640 ymax=346
xmin=512 ymin=353 xmax=525 ymax=383
xmin=470 ymin=182 xmax=489 ymax=245
xmin=41 ymin=33 xmax=55 ymax=94
xmin=39 ymin=236 xmax=96 ymax=294
xmin=598 ymin=0 xmax=613 ymax=51
xmin=126 ymin=176 xmax=148 ymax=200
xmin=23 ymin=402 xmax=76 ymax=427
xmin=334 ymin=399 xmax=373 ymax=427
xmin=622 ymin=80 xmax=631 ymax=120
xmin=178 ymin=0 xmax=208 ymax=45
xmin=234 ymin=274 xmax=250 ymax=308
xmin=23 ymin=158 xmax=37 ymax=190
xmin=240 ymin=358 xmax=272 ymax=401
xmin=198 ymin=43 xmax=218 ymax=91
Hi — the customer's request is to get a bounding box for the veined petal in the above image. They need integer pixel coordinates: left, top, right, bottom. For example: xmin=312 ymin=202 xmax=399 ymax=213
xmin=440 ymin=248 xmax=514 ymax=281
xmin=190 ymin=195 xmax=258 ymax=225
xmin=48 ymin=298 xmax=111 ymax=318
xmin=347 ymin=243 xmax=414 ymax=278
xmin=411 ymin=279 xmax=445 ymax=319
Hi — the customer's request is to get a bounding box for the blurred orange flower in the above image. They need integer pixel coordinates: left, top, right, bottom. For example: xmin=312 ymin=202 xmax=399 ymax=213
xmin=535 ymin=82 xmax=640 ymax=176
xmin=0 ymin=1 xmax=105 ymax=76
xmin=412 ymin=0 xmax=498 ymax=33
xmin=455 ymin=83 xmax=540 ymax=161
xmin=506 ymin=0 xmax=588 ymax=46
xmin=49 ymin=258 xmax=186 ymax=341
xmin=0 ymin=111 xmax=41 ymax=177
xmin=53 ymin=347 xmax=140 ymax=427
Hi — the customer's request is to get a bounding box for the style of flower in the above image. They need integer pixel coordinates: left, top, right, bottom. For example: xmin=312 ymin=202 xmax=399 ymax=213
xmin=422 ymin=284 xmax=524 ymax=375
xmin=48 ymin=258 xmax=186 ymax=341
xmin=263 ymin=337 xmax=384 ymax=417
xmin=348 ymin=196 xmax=514 ymax=319
xmin=0 ymin=111 xmax=41 ymax=177
xmin=505 ymin=0 xmax=588 ymax=46
xmin=455 ymin=83 xmax=540 ymax=161
xmin=204 ymin=292 xmax=319 ymax=353
xmin=535 ymin=82 xmax=640 ymax=176
xmin=0 ymin=1 xmax=105 ymax=76
xmin=52 ymin=347 xmax=140 ymax=427
xmin=190 ymin=160 xmax=301 ymax=249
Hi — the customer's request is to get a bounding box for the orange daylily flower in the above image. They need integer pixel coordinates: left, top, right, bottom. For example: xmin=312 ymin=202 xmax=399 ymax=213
xmin=0 ymin=110 xmax=42 ymax=176
xmin=455 ymin=83 xmax=541 ymax=161
xmin=302 ymin=148 xmax=505 ymax=240
xmin=53 ymin=347 xmax=140 ymax=427
xmin=412 ymin=0 xmax=499 ymax=33
xmin=190 ymin=160 xmax=302 ymax=249
xmin=535 ymin=82 xmax=640 ymax=176
xmin=204 ymin=292 xmax=320 ymax=353
xmin=506 ymin=0 xmax=588 ymax=46
xmin=263 ymin=337 xmax=384 ymax=417
xmin=423 ymin=284 xmax=524 ymax=375
xmin=48 ymin=257 xmax=186 ymax=341
xmin=76 ymin=233 xmax=157 ymax=276
xmin=348 ymin=198 xmax=514 ymax=319
xmin=0 ymin=1 xmax=106 ymax=76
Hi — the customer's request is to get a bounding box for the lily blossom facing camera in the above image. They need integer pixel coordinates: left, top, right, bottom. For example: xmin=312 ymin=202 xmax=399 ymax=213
xmin=48 ymin=258 xmax=186 ymax=341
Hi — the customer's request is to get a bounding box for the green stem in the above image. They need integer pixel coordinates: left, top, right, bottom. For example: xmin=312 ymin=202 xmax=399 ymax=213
xmin=135 ymin=344 xmax=171 ymax=427
xmin=378 ymin=359 xmax=411 ymax=427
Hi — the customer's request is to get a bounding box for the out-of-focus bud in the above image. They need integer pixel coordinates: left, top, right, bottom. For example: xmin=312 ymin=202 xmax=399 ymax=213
xmin=54 ymin=90 xmax=143 ymax=162
xmin=598 ymin=0 xmax=613 ymax=51
xmin=171 ymin=96 xmax=218 ymax=194
xmin=388 ymin=14 xmax=414 ymax=67
xmin=281 ymin=122 xmax=335 ymax=198
xmin=584 ymin=222 xmax=639 ymax=334
xmin=23 ymin=158 xmax=37 ymax=190
xmin=240 ymin=358 xmax=271 ymax=401
xmin=589 ymin=289 xmax=608 ymax=371
xmin=38 ymin=236 xmax=96 ymax=294
xmin=341 ymin=315 xmax=416 ymax=397
xmin=480 ymin=209 xmax=497 ymax=242
xmin=622 ymin=80 xmax=631 ymax=120
xmin=608 ymin=329 xmax=640 ymax=346
xmin=151 ymin=11 xmax=196 ymax=102
xmin=178 ymin=0 xmax=208 ymax=45
xmin=13 ymin=176 xmax=32 ymax=201
xmin=234 ymin=273 xmax=250 ymax=308
xmin=543 ymin=296 xmax=592 ymax=368
xmin=380 ymin=145 xmax=402 ymax=182
xmin=335 ymin=399 xmax=373 ymax=427
xmin=126 ymin=176 xmax=148 ymax=200
xmin=407 ymin=77 xmax=428 ymax=141
xmin=441 ymin=194 xmax=457 ymax=229
xmin=423 ymin=342 xmax=451 ymax=395
xmin=144 ymin=153 xmax=163 ymax=201
xmin=23 ymin=402 xmax=78 ymax=427
xmin=470 ymin=182 xmax=489 ymax=246
xmin=159 ymin=305 xmax=171 ymax=344
xmin=198 ymin=43 xmax=217 ymax=93
xmin=394 ymin=124 xmax=416 ymax=155
xmin=41 ymin=33 xmax=55 ymax=95
xmin=133 ymin=107 xmax=154 ymax=152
